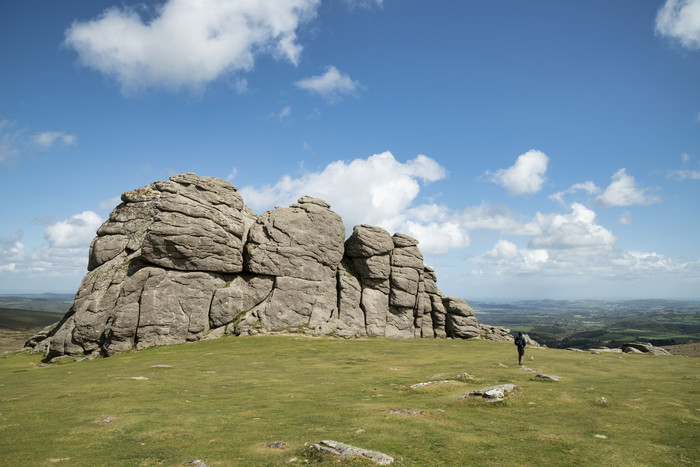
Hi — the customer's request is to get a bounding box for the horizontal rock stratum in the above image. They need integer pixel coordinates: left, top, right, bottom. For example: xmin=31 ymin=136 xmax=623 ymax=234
xmin=26 ymin=173 xmax=480 ymax=360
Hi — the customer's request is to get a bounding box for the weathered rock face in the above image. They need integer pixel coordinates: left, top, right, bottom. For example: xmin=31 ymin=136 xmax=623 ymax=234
xmin=26 ymin=173 xmax=480 ymax=360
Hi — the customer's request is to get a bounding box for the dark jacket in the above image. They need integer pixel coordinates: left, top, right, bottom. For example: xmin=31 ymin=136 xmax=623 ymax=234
xmin=514 ymin=334 xmax=526 ymax=349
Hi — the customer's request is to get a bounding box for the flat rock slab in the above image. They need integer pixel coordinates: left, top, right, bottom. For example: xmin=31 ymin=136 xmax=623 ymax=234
xmin=459 ymin=384 xmax=519 ymax=401
xmin=313 ymin=440 xmax=394 ymax=465
xmin=410 ymin=380 xmax=457 ymax=389
xmin=535 ymin=374 xmax=560 ymax=381
xmin=520 ymin=367 xmax=537 ymax=373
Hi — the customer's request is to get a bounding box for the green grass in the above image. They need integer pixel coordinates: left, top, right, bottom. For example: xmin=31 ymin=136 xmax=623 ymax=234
xmin=1 ymin=336 xmax=698 ymax=466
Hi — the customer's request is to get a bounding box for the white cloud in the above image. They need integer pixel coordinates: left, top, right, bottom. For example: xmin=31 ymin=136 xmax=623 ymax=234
xmin=617 ymin=211 xmax=633 ymax=225
xmin=548 ymin=181 xmax=600 ymax=205
xmin=682 ymin=152 xmax=692 ymax=163
xmin=656 ymin=0 xmax=700 ymax=50
xmin=271 ymin=106 xmax=292 ymax=120
xmin=670 ymin=169 xmax=700 ymax=180
xmin=343 ymin=0 xmax=384 ymax=8
xmin=487 ymin=149 xmax=549 ymax=195
xmin=596 ymin=168 xmax=661 ymax=207
xmin=64 ymin=0 xmax=321 ymax=92
xmin=44 ymin=211 xmax=103 ymax=249
xmin=295 ymin=66 xmax=361 ymax=102
xmin=33 ymin=131 xmax=77 ymax=149
xmin=480 ymin=240 xmax=549 ymax=274
xmin=527 ymin=203 xmax=616 ymax=251
xmin=226 ymin=167 xmax=238 ymax=182
xmin=98 ymin=196 xmax=123 ymax=212
xmin=240 ymin=152 xmax=446 ymax=234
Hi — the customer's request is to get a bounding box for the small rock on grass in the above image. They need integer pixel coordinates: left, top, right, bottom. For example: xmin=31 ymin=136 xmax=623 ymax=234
xmin=410 ymin=380 xmax=456 ymax=389
xmin=269 ymin=442 xmax=287 ymax=449
xmin=313 ymin=440 xmax=393 ymax=465
xmin=535 ymin=374 xmax=560 ymax=381
xmin=459 ymin=384 xmax=519 ymax=402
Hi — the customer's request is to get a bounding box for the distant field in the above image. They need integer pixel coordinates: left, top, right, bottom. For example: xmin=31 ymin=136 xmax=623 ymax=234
xmin=1 ymin=335 xmax=698 ymax=465
xmin=0 ymin=294 xmax=72 ymax=314
xmin=473 ymin=299 xmax=700 ymax=349
xmin=0 ymin=308 xmax=63 ymax=354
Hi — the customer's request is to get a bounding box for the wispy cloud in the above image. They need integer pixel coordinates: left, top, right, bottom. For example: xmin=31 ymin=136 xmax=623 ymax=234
xmin=549 ymin=181 xmax=600 ymax=205
xmin=295 ymin=66 xmax=361 ymax=102
xmin=486 ymin=149 xmax=549 ymax=196
xmin=33 ymin=131 xmax=77 ymax=149
xmin=655 ymin=0 xmax=700 ymax=50
xmin=596 ymin=168 xmax=661 ymax=207
xmin=64 ymin=0 xmax=321 ymax=93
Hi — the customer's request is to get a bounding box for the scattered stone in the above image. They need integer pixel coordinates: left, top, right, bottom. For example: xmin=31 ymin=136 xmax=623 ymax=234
xmin=268 ymin=442 xmax=287 ymax=449
xmin=312 ymin=440 xmax=393 ymax=465
xmin=478 ymin=324 xmax=513 ymax=342
xmin=102 ymin=416 xmax=116 ymax=423
xmin=496 ymin=363 xmax=508 ymax=368
xmin=596 ymin=397 xmax=609 ymax=405
xmin=459 ymin=384 xmax=519 ymax=402
xmin=520 ymin=367 xmax=537 ymax=373
xmin=590 ymin=347 xmax=623 ymax=354
xmin=456 ymin=372 xmax=475 ymax=381
xmin=129 ymin=376 xmax=149 ymax=381
xmin=410 ymin=380 xmax=457 ymax=389
xmin=620 ymin=342 xmax=671 ymax=355
xmin=150 ymin=364 xmax=173 ymax=368
xmin=535 ymin=374 xmax=560 ymax=381
xmin=190 ymin=461 xmax=207 ymax=467
xmin=566 ymin=348 xmax=585 ymax=352
xmin=385 ymin=409 xmax=423 ymax=416
xmin=594 ymin=434 xmax=608 ymax=439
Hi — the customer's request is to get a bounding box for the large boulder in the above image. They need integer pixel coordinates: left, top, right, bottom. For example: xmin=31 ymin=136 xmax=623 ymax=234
xmin=27 ymin=173 xmax=481 ymax=360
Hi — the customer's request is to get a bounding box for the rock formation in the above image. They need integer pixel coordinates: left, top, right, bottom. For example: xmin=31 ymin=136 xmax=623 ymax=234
xmin=26 ymin=173 xmax=481 ymax=361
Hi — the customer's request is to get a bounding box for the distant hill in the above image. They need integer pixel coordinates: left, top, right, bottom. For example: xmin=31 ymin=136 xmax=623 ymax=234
xmin=0 ymin=294 xmax=73 ymax=314
xmin=472 ymin=299 xmax=700 ymax=348
xmin=0 ymin=307 xmax=64 ymax=331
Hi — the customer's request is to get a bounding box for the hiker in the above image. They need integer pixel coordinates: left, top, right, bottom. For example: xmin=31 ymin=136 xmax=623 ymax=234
xmin=514 ymin=331 xmax=526 ymax=365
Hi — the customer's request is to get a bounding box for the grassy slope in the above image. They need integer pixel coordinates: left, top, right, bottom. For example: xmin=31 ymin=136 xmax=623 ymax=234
xmin=0 ymin=336 xmax=698 ymax=466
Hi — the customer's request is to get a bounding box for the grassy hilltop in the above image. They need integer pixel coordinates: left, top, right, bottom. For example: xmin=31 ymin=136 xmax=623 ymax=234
xmin=1 ymin=335 xmax=698 ymax=466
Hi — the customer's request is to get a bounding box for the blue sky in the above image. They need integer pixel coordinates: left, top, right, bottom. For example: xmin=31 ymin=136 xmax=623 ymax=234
xmin=1 ymin=0 xmax=699 ymax=300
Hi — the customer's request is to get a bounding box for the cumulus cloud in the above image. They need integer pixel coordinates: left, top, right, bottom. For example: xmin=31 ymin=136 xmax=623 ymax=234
xmin=656 ymin=0 xmax=700 ymax=50
xmin=33 ymin=131 xmax=77 ymax=149
xmin=527 ymin=203 xmax=616 ymax=251
xmin=295 ymin=66 xmax=361 ymax=102
xmin=487 ymin=150 xmax=549 ymax=195
xmin=240 ymin=152 xmax=446 ymax=237
xmin=480 ymin=240 xmax=549 ymax=274
xmin=0 ymin=232 xmax=25 ymax=272
xmin=44 ymin=211 xmax=103 ymax=249
xmin=596 ymin=168 xmax=661 ymax=207
xmin=64 ymin=0 xmax=320 ymax=92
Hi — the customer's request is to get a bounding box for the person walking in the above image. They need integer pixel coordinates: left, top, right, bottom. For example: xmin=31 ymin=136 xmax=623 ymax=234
xmin=514 ymin=331 xmax=526 ymax=365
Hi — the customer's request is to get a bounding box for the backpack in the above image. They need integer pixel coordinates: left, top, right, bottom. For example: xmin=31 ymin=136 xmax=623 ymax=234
xmin=515 ymin=335 xmax=526 ymax=348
